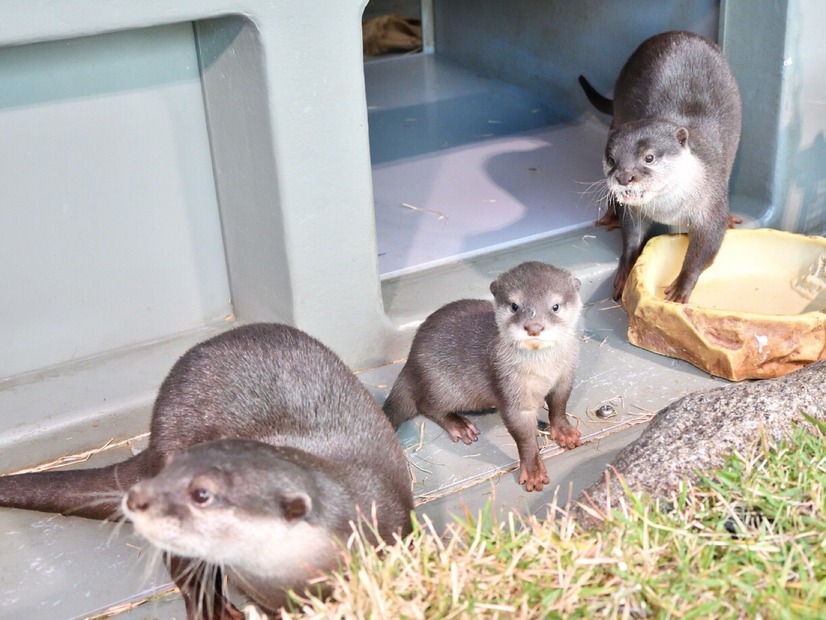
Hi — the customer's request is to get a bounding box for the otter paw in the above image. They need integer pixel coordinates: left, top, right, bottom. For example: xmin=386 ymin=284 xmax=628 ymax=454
xmin=220 ymin=605 xmax=245 ymax=620
xmin=612 ymin=268 xmax=631 ymax=301
xmin=664 ymin=282 xmax=690 ymax=304
xmin=596 ymin=205 xmax=621 ymax=230
xmin=548 ymin=421 xmax=582 ymax=450
xmin=443 ymin=415 xmax=481 ymax=445
xmin=518 ymin=462 xmax=550 ymax=492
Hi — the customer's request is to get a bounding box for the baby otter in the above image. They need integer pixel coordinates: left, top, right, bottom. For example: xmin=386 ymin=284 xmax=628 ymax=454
xmin=579 ymin=31 xmax=742 ymax=303
xmin=383 ymin=261 xmax=583 ymax=492
xmin=0 ymin=324 xmax=413 ymax=619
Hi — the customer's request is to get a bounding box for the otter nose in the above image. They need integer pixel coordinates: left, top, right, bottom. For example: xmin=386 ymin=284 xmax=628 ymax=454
xmin=524 ymin=322 xmax=544 ymax=337
xmin=616 ymin=171 xmax=635 ymax=186
xmin=125 ymin=486 xmax=152 ymax=512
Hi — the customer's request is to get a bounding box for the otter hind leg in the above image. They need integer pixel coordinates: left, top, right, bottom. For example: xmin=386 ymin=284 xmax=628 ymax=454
xmin=382 ymin=371 xmax=419 ymax=429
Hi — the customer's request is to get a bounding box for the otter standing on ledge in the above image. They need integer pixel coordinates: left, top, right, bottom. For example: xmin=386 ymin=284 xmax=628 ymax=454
xmin=383 ymin=262 xmax=583 ymax=492
xmin=0 ymin=324 xmax=413 ymax=620
xmin=579 ymin=31 xmax=742 ymax=303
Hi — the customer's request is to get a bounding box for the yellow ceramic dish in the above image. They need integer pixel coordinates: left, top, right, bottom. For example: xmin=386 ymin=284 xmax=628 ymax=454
xmin=622 ymin=228 xmax=826 ymax=380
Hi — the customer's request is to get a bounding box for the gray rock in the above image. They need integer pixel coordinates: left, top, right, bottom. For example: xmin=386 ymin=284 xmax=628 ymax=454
xmin=573 ymin=360 xmax=826 ymax=525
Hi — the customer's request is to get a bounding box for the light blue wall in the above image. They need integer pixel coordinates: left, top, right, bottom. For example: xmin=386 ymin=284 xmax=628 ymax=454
xmin=0 ymin=23 xmax=230 ymax=377
xmin=777 ymin=0 xmax=826 ymax=234
xmin=723 ymin=0 xmax=826 ymax=234
xmin=433 ymin=0 xmax=719 ymax=123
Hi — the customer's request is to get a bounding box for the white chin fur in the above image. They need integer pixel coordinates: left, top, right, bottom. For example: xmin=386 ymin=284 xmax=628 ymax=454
xmin=128 ymin=513 xmax=204 ymax=558
xmin=516 ymin=337 xmax=556 ymax=351
xmin=611 ymin=151 xmax=704 ymax=224
xmin=613 ymin=187 xmax=653 ymax=206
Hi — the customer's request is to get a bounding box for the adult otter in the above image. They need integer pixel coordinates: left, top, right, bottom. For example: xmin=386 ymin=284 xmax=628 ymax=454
xmin=579 ymin=30 xmax=742 ymax=303
xmin=383 ymin=262 xmax=583 ymax=492
xmin=0 ymin=324 xmax=413 ymax=619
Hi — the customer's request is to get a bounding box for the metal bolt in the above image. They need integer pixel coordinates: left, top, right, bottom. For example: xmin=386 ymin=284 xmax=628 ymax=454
xmin=594 ymin=403 xmax=617 ymax=419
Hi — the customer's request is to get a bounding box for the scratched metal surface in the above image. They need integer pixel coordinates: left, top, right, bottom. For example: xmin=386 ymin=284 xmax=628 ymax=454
xmin=0 ymin=439 xmax=182 ymax=620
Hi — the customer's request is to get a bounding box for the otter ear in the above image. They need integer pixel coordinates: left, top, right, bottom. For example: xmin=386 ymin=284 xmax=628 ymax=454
xmin=281 ymin=492 xmax=311 ymax=521
xmin=490 ymin=281 xmax=499 ymax=297
xmin=573 ymin=277 xmax=581 ymax=291
xmin=676 ymin=127 xmax=689 ymax=147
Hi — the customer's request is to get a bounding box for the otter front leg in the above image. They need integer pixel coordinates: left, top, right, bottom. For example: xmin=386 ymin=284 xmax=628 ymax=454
xmin=665 ymin=210 xmax=726 ymax=303
xmin=544 ymin=378 xmax=581 ymax=450
xmin=613 ymin=206 xmax=650 ymax=300
xmin=500 ymin=407 xmax=549 ymax=492
xmin=433 ymin=411 xmax=481 ymax=445
xmin=169 ymin=555 xmax=243 ymax=620
xmin=596 ymin=196 xmax=621 ymax=230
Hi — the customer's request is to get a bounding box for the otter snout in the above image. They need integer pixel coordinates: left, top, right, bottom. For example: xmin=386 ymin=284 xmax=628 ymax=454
xmin=616 ymin=170 xmax=636 ymax=186
xmin=125 ymin=485 xmax=152 ymax=513
xmin=524 ymin=321 xmax=544 ymax=337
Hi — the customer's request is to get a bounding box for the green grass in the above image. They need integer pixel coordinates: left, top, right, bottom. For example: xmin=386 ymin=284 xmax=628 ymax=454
xmin=287 ymin=422 xmax=825 ymax=619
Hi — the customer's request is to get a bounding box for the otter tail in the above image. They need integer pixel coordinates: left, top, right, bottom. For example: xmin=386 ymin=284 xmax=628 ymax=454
xmin=382 ymin=375 xmax=418 ymax=430
xmin=578 ymin=75 xmax=613 ymax=116
xmin=0 ymin=451 xmax=149 ymax=521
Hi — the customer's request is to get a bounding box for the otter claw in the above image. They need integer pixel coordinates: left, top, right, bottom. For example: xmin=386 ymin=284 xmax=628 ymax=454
xmin=518 ymin=463 xmax=550 ymax=492
xmin=443 ymin=415 xmax=480 ymax=445
xmin=547 ymin=421 xmax=582 ymax=450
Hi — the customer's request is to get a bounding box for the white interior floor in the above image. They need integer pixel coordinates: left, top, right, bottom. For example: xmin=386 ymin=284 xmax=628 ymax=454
xmin=366 ymin=54 xmax=606 ymax=278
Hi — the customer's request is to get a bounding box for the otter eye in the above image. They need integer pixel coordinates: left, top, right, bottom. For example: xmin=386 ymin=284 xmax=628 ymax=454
xmin=190 ymin=487 xmax=212 ymax=505
xmin=552 ymin=303 xmax=560 ymax=313
xmin=644 ymin=153 xmax=655 ymax=164
xmin=510 ymin=302 xmax=519 ymax=313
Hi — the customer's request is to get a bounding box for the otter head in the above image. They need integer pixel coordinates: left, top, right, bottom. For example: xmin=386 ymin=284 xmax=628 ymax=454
xmin=123 ymin=439 xmax=338 ymax=579
xmin=489 ymin=262 xmax=582 ymax=351
xmin=603 ymin=120 xmax=695 ymax=216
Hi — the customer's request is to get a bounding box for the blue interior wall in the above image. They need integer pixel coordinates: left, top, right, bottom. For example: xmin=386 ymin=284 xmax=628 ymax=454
xmin=433 ymin=0 xmax=719 ymax=123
